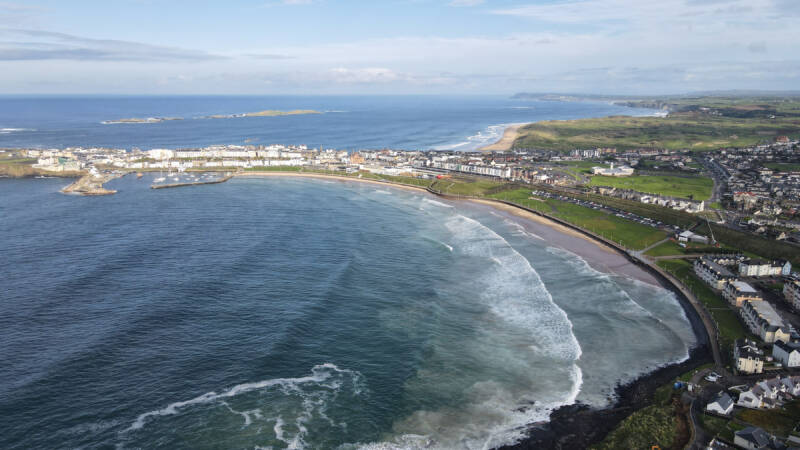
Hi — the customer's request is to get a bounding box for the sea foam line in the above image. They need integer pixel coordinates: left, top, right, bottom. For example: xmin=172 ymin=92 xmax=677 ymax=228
xmin=444 ymin=214 xmax=583 ymax=446
xmin=125 ymin=363 xmax=359 ymax=432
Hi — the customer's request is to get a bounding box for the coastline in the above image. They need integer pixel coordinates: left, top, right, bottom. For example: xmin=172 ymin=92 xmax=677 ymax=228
xmin=26 ymin=170 xmax=711 ymax=448
xmin=479 ymin=123 xmax=525 ymax=151
xmin=235 ymin=172 xmax=431 ymax=194
xmin=232 ymin=172 xmax=711 ymax=448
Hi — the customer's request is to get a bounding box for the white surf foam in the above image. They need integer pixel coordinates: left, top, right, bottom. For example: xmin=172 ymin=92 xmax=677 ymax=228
xmin=432 ymin=124 xmax=507 ymax=151
xmin=363 ymin=214 xmax=584 ymax=449
xmin=423 ymin=198 xmax=453 ymax=208
xmin=125 ymin=363 xmax=363 ymax=438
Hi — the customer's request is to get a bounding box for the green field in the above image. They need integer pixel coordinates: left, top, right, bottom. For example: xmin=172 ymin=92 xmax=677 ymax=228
xmin=488 ymin=188 xmax=667 ymax=250
xmin=736 ymin=401 xmax=800 ymax=436
xmin=512 ymin=113 xmax=800 ymax=152
xmin=645 ymin=240 xmax=687 ymax=257
xmin=588 ymin=174 xmax=714 ymax=200
xmin=709 ymin=223 xmax=800 ymax=266
xmin=764 ymin=162 xmax=800 ymax=172
xmin=430 ymin=178 xmax=506 ymax=196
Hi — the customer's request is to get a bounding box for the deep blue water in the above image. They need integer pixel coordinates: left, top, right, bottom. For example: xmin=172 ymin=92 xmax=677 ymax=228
xmin=0 ymin=95 xmax=650 ymax=151
xmin=0 ymin=175 xmax=696 ymax=449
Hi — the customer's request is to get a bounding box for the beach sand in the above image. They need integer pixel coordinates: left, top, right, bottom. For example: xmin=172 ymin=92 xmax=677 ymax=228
xmin=236 ymin=172 xmax=428 ymax=194
xmin=479 ymin=123 xmax=524 ymax=152
xmin=464 ymin=198 xmax=661 ymax=286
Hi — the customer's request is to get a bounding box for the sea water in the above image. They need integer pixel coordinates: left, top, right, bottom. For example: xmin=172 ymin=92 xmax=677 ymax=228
xmin=0 ymin=95 xmax=653 ymax=151
xmin=0 ymin=175 xmax=696 ymax=449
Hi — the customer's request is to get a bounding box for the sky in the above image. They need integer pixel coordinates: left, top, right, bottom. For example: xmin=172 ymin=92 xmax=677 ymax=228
xmin=0 ymin=0 xmax=798 ymax=95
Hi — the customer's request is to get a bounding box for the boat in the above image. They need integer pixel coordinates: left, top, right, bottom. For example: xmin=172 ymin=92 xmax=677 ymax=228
xmin=136 ymin=172 xmax=144 ymax=179
xmin=154 ymin=177 xmax=166 ymax=183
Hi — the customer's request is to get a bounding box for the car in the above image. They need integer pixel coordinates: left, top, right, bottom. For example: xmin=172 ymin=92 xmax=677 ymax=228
xmin=704 ymin=372 xmax=722 ymax=382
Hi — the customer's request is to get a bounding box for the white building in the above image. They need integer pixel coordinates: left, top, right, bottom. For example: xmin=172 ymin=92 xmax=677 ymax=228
xmin=738 ymin=259 xmax=786 ymax=277
xmin=773 ymin=341 xmax=800 ymax=368
xmin=694 ymin=257 xmax=736 ymax=290
xmin=740 ymin=300 xmax=791 ymax=344
xmin=784 ymin=281 xmax=800 ymax=310
xmin=734 ymin=339 xmax=765 ymax=374
xmin=591 ymin=163 xmax=634 ymax=177
xmin=722 ymin=281 xmax=762 ymax=308
xmin=705 ymin=391 xmax=734 ymax=416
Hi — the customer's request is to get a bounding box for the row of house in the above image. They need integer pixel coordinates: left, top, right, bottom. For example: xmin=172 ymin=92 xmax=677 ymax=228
xmin=593 ymin=185 xmax=706 ymax=212
xmin=739 ymin=258 xmax=792 ymax=277
xmin=783 ymin=280 xmax=800 ymax=310
xmin=740 ymin=299 xmax=791 ymax=345
xmin=736 ymin=375 xmax=800 ymax=410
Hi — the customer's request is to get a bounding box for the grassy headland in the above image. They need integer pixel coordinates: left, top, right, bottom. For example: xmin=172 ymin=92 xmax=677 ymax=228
xmin=512 ymin=113 xmax=800 ymax=152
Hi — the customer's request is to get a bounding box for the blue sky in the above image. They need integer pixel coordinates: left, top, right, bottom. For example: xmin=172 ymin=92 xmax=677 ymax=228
xmin=1 ymin=0 xmax=798 ymax=94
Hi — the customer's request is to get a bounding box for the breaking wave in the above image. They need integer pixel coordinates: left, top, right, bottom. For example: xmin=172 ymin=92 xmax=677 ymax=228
xmin=124 ymin=364 xmax=365 ymax=449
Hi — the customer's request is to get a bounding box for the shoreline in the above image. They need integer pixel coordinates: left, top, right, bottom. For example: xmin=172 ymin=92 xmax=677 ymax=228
xmin=24 ymin=170 xmax=712 ymax=448
xmin=479 ymin=123 xmax=525 ymax=151
xmin=228 ymin=173 xmax=713 ymax=450
xmin=230 ymin=171 xmax=711 ymax=448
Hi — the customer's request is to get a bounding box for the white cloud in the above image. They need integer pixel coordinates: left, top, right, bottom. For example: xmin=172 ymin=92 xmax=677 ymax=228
xmin=0 ymin=28 xmax=224 ymax=61
xmin=449 ymin=0 xmax=485 ymax=6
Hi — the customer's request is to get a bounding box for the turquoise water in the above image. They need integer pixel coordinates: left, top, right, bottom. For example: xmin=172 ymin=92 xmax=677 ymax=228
xmin=0 ymin=175 xmax=696 ymax=449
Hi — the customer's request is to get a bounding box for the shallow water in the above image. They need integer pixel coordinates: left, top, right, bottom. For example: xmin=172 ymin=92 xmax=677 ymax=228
xmin=0 ymin=176 xmax=695 ymax=449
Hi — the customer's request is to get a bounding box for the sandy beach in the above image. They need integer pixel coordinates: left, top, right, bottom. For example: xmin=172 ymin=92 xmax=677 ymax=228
xmin=235 ymin=172 xmax=429 ymax=194
xmin=464 ymin=198 xmax=661 ymax=286
xmin=479 ymin=123 xmax=525 ymax=151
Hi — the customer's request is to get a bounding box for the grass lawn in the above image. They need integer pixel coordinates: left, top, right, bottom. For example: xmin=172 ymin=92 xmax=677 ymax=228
xmin=700 ymin=414 xmax=737 ymax=442
xmin=736 ymin=401 xmax=800 ymax=437
xmin=430 ymin=178 xmax=506 ymax=196
xmin=489 ymin=188 xmax=667 ymax=250
xmin=764 ymin=162 xmax=800 ymax=172
xmin=592 ymin=403 xmax=677 ymax=450
xmin=645 ymin=240 xmax=687 ymax=257
xmin=588 ymin=174 xmax=713 ymax=200
xmin=0 ymin=157 xmax=36 ymax=165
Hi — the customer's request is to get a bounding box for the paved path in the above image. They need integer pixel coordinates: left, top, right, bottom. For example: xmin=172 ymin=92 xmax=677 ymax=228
xmin=639 ymin=237 xmax=671 ymax=254
xmin=653 ymin=253 xmax=705 ymax=260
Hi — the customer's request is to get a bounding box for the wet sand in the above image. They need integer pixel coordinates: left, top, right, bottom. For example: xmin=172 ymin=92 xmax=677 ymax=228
xmin=466 ymin=198 xmax=661 ymax=286
xmin=235 ymin=172 xmax=428 ymax=194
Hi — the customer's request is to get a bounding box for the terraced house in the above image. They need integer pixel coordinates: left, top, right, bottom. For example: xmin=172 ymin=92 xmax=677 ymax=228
xmin=722 ymin=281 xmax=762 ymax=308
xmin=740 ymin=300 xmax=791 ymax=344
xmin=784 ymin=280 xmax=800 ymax=310
xmin=694 ymin=256 xmax=737 ymax=290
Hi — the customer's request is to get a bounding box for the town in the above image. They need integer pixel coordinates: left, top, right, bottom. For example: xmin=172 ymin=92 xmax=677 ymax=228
xmin=2 ymin=134 xmax=800 ymax=449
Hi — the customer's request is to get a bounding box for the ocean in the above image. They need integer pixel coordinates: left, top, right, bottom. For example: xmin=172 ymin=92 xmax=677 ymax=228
xmin=0 ymin=174 xmax=697 ymax=449
xmin=0 ymin=95 xmax=651 ymax=151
